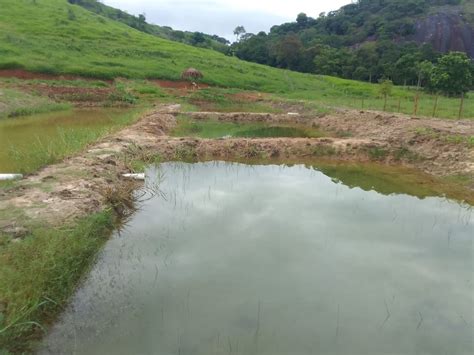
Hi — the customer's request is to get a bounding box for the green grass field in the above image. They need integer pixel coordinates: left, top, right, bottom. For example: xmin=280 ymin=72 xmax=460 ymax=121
xmin=0 ymin=0 xmax=472 ymax=119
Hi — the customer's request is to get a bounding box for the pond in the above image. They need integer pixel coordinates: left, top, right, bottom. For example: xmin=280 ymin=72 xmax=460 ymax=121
xmin=40 ymin=162 xmax=473 ymax=355
xmin=171 ymin=117 xmax=323 ymax=139
xmin=0 ymin=108 xmax=134 ymax=173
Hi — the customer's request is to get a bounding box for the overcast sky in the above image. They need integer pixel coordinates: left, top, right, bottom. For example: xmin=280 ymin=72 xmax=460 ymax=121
xmin=103 ymin=0 xmax=351 ymax=41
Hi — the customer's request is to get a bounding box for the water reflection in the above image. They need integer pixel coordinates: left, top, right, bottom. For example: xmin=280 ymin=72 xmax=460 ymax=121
xmin=41 ymin=162 xmax=473 ymax=355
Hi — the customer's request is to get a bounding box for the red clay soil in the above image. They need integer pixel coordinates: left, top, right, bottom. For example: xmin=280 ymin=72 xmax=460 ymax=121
xmin=153 ymin=80 xmax=210 ymax=89
xmin=17 ymin=84 xmax=114 ymax=102
xmin=0 ymin=69 xmax=97 ymax=81
xmin=0 ymin=70 xmax=210 ymax=89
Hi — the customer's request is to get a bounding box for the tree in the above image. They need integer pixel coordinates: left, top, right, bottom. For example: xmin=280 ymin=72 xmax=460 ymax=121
xmin=275 ymin=34 xmax=304 ymax=70
xmin=233 ymin=26 xmax=246 ymax=42
xmin=296 ymin=13 xmax=309 ymax=27
xmin=431 ymin=52 xmax=472 ymax=96
xmin=378 ymin=79 xmax=393 ymax=111
xmin=355 ymin=43 xmax=378 ymax=82
xmin=234 ymin=32 xmax=270 ymax=64
xmin=190 ymin=32 xmax=206 ymax=45
xmin=394 ymin=54 xmax=419 ymax=85
xmin=416 ymin=60 xmax=433 ymax=88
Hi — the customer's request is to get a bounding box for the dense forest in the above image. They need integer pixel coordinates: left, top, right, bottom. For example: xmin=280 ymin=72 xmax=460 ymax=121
xmin=67 ymin=0 xmax=230 ymax=53
xmin=233 ymin=0 xmax=474 ymax=87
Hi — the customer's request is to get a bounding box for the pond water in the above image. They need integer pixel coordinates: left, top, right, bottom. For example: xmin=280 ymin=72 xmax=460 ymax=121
xmin=0 ymin=108 xmax=132 ymax=173
xmin=171 ymin=117 xmax=323 ymax=139
xmin=41 ymin=162 xmax=473 ymax=355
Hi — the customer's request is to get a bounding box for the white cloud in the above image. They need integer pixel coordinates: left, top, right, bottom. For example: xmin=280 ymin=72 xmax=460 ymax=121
xmin=102 ymin=0 xmax=351 ymax=40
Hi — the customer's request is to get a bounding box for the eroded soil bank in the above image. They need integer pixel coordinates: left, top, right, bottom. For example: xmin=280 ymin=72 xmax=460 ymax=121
xmin=1 ymin=104 xmax=473 ymax=234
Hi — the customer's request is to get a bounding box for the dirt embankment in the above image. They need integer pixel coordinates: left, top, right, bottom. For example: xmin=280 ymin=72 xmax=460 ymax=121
xmin=317 ymin=110 xmax=474 ymax=178
xmin=0 ymin=105 xmax=473 ymax=237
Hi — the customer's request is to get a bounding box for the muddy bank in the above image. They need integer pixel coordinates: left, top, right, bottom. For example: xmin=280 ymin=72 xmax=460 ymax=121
xmin=316 ymin=109 xmax=474 ymax=178
xmin=1 ymin=105 xmax=473 ymax=236
xmin=186 ymin=109 xmax=473 ymax=179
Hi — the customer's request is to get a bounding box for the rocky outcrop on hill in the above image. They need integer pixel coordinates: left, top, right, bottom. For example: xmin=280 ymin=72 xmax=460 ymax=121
xmin=412 ymin=9 xmax=473 ymax=57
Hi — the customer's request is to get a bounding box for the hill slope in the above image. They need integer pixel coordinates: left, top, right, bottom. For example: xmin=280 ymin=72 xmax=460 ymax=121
xmin=0 ymin=0 xmax=369 ymax=94
xmin=234 ymin=0 xmax=474 ymax=84
xmin=67 ymin=0 xmax=230 ymax=54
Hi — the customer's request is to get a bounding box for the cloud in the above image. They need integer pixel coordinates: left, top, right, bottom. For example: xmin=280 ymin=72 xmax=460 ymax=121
xmin=103 ymin=0 xmax=351 ymax=40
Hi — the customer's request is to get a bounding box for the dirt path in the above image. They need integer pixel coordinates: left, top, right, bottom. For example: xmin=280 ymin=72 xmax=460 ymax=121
xmin=0 ymin=105 xmax=473 ymax=237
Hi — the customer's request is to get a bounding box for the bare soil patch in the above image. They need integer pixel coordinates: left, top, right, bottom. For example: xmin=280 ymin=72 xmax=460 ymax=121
xmin=316 ymin=109 xmax=474 ymax=178
xmin=17 ymin=84 xmax=115 ymax=104
xmin=153 ymin=80 xmax=209 ymax=90
xmin=0 ymin=69 xmax=96 ymax=81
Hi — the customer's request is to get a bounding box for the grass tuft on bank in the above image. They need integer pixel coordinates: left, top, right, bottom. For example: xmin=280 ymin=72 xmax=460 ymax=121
xmin=0 ymin=211 xmax=115 ymax=353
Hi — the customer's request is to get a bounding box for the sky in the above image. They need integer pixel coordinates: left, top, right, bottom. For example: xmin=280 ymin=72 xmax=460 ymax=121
xmin=103 ymin=0 xmax=351 ymax=41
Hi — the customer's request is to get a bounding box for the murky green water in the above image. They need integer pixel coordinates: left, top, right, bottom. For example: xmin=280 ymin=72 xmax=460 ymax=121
xmin=235 ymin=126 xmax=316 ymax=138
xmin=0 ymin=108 xmax=132 ymax=173
xmin=41 ymin=162 xmax=473 ymax=355
xmin=171 ymin=117 xmax=323 ymax=139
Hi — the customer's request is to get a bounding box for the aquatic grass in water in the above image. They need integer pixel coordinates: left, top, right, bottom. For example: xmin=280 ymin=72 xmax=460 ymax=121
xmin=0 ymin=108 xmax=142 ymax=173
xmin=40 ymin=162 xmax=473 ymax=355
xmin=171 ymin=116 xmax=323 ymax=139
xmin=8 ymin=128 xmax=104 ymax=173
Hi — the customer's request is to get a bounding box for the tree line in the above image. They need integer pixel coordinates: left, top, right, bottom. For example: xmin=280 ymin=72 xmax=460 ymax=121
xmin=232 ymin=0 xmax=473 ymax=96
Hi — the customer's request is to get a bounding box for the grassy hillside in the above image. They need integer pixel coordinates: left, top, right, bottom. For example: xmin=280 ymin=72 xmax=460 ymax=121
xmin=67 ymin=0 xmax=230 ymax=53
xmin=0 ymin=0 xmax=320 ymax=92
xmin=0 ymin=0 xmax=472 ymax=118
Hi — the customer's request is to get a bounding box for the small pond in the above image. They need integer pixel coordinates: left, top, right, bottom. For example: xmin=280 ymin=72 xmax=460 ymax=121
xmin=171 ymin=117 xmax=323 ymax=139
xmin=0 ymin=108 xmax=133 ymax=173
xmin=40 ymin=162 xmax=473 ymax=355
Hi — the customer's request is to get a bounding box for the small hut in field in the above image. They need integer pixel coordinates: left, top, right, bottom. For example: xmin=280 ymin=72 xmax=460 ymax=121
xmin=181 ymin=68 xmax=203 ymax=89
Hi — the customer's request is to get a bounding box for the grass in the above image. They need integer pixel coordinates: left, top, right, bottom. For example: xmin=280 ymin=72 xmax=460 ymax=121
xmin=171 ymin=116 xmax=324 ymax=139
xmin=414 ymin=127 xmax=474 ymax=147
xmin=0 ymin=211 xmax=115 ymax=353
xmin=0 ymin=87 xmax=71 ymax=119
xmin=185 ymin=88 xmax=283 ymax=113
xmin=0 ymin=0 xmax=471 ymax=119
xmin=280 ymin=78 xmax=474 ymax=119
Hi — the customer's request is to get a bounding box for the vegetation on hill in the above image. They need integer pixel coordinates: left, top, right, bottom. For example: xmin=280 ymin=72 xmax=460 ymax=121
xmin=233 ymin=0 xmax=474 ymax=86
xmin=66 ymin=0 xmax=230 ymax=54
